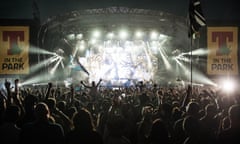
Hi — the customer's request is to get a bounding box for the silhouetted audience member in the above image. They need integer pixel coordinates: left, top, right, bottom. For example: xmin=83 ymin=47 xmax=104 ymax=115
xmin=148 ymin=118 xmax=170 ymax=144
xmin=200 ymin=104 xmax=219 ymax=144
xmin=183 ymin=115 xmax=206 ymax=144
xmin=217 ymin=104 xmax=240 ymax=144
xmin=0 ymin=105 xmax=21 ymax=144
xmin=173 ymin=102 xmax=200 ymax=144
xmin=0 ymin=97 xmax=6 ymax=125
xmin=65 ymin=108 xmax=103 ymax=144
xmin=18 ymin=94 xmax=38 ymax=127
xmin=137 ymin=105 xmax=154 ymax=144
xmin=45 ymin=97 xmax=72 ymax=133
xmin=57 ymin=100 xmax=67 ymax=114
xmin=19 ymin=102 xmax=64 ymax=144
xmin=104 ymin=114 xmax=131 ymax=144
xmin=66 ymin=106 xmax=77 ymax=119
xmin=80 ymin=79 xmax=102 ymax=101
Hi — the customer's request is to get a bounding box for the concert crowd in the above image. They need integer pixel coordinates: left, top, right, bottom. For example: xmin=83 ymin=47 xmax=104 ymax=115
xmin=0 ymin=78 xmax=240 ymax=144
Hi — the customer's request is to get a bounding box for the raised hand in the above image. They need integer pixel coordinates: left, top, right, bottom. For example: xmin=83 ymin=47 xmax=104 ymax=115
xmin=4 ymin=79 xmax=11 ymax=90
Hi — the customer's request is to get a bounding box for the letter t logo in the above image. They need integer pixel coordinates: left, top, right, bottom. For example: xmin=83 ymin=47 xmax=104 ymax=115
xmin=2 ymin=31 xmax=24 ymax=55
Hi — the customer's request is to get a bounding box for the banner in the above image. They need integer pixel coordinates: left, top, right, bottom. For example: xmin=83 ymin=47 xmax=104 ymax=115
xmin=0 ymin=26 xmax=29 ymax=74
xmin=207 ymin=27 xmax=238 ymax=75
xmin=188 ymin=0 xmax=206 ymax=38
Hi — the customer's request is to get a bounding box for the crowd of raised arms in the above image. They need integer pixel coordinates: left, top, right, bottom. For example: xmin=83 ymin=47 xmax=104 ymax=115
xmin=0 ymin=78 xmax=240 ymax=144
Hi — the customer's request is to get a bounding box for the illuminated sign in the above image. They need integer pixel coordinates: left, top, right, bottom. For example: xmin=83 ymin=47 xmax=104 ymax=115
xmin=207 ymin=27 xmax=238 ymax=75
xmin=0 ymin=26 xmax=29 ymax=74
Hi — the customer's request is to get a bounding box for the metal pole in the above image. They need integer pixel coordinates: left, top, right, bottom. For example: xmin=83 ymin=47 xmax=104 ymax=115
xmin=190 ymin=37 xmax=193 ymax=88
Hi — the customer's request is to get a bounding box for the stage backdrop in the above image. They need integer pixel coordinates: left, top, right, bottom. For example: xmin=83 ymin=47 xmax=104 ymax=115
xmin=207 ymin=27 xmax=238 ymax=75
xmin=0 ymin=26 xmax=29 ymax=74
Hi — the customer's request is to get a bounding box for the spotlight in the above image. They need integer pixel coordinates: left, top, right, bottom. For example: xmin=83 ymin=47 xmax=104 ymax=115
xmin=220 ymin=79 xmax=236 ymax=93
xmin=92 ymin=30 xmax=101 ymax=38
xmin=76 ymin=33 xmax=83 ymax=39
xmin=176 ymin=77 xmax=182 ymax=82
xmin=56 ymin=48 xmax=64 ymax=55
xmin=135 ymin=31 xmax=143 ymax=38
xmin=150 ymin=31 xmax=158 ymax=40
xmin=107 ymin=32 xmax=114 ymax=39
xmin=90 ymin=39 xmax=97 ymax=45
xmin=119 ymin=30 xmax=128 ymax=39
xmin=159 ymin=34 xmax=168 ymax=39
xmin=66 ymin=34 xmax=75 ymax=40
